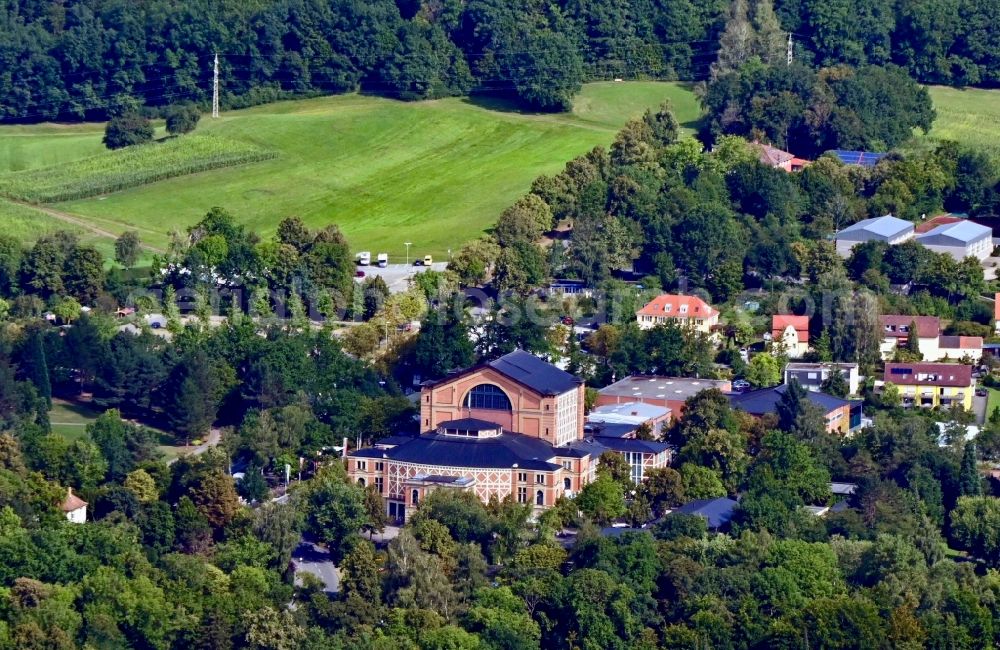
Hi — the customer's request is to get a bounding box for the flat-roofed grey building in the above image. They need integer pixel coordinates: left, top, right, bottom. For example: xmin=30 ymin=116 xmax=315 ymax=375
xmin=784 ymin=362 xmax=860 ymax=396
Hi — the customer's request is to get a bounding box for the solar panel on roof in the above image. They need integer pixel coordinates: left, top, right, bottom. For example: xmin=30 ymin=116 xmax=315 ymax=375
xmin=830 ymin=150 xmax=886 ymax=168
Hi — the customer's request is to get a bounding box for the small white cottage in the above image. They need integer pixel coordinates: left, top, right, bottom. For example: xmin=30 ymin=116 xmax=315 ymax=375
xmin=61 ymin=488 xmax=87 ymax=524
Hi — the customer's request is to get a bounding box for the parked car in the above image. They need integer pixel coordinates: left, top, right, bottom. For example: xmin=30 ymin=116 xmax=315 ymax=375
xmin=423 ymin=254 xmax=433 ymax=266
xmin=356 ymin=251 xmax=371 ymax=265
xmin=975 ymin=388 xmax=988 ymax=397
xmin=377 ymin=253 xmax=388 ymax=267
xmin=355 ymin=270 xmax=365 ymax=278
xmin=145 ymin=314 xmax=167 ymax=329
xmin=732 ymin=379 xmax=751 ymax=392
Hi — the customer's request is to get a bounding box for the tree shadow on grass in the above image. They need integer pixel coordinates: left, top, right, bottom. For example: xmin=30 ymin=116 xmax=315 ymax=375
xmin=460 ymin=93 xmax=561 ymax=117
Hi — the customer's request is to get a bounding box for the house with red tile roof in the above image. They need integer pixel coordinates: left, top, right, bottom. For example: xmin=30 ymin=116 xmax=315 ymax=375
xmin=880 ymin=315 xmax=941 ymax=360
xmin=880 ymin=315 xmax=982 ymax=361
xmin=771 ymin=315 xmax=809 ymax=358
xmin=937 ymin=336 xmax=984 ymax=363
xmin=61 ymin=488 xmax=87 ymax=524
xmin=636 ymin=294 xmax=719 ymax=333
xmin=752 ymin=141 xmax=810 ymax=172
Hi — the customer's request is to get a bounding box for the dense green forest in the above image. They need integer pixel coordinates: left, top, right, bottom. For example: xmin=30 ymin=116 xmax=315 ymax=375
xmin=2 ymin=0 xmax=1000 ymax=122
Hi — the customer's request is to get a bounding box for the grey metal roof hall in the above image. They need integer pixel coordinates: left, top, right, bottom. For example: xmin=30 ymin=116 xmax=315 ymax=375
xmin=837 ymin=215 xmax=914 ymax=242
xmin=916 ymin=220 xmax=992 ymax=246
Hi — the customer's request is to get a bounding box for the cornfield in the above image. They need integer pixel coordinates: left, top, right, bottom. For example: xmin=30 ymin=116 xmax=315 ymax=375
xmin=0 ymin=135 xmax=278 ymax=204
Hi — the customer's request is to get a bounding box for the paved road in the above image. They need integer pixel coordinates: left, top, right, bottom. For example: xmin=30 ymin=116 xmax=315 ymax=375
xmin=292 ymin=541 xmax=340 ymax=593
xmin=973 ymin=390 xmax=989 ymax=425
xmin=166 ymin=427 xmax=223 ymax=465
xmin=355 ymin=262 xmax=449 ymax=294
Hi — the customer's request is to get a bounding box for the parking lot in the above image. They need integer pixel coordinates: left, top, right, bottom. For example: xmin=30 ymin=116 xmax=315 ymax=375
xmin=355 ymin=262 xmax=449 ymax=293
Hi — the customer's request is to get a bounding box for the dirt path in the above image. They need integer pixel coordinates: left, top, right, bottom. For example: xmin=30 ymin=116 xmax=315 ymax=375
xmin=9 ymin=199 xmax=166 ymax=253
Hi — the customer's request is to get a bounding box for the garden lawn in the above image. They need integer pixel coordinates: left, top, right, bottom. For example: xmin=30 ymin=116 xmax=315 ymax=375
xmin=987 ymin=388 xmax=1000 ymax=421
xmin=48 ymin=398 xmax=189 ymax=462
xmin=49 ymin=398 xmax=99 ymax=442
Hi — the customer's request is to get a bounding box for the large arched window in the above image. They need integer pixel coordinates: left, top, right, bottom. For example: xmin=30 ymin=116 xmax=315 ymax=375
xmin=535 ymin=490 xmax=544 ymax=506
xmin=465 ymin=384 xmax=512 ymax=411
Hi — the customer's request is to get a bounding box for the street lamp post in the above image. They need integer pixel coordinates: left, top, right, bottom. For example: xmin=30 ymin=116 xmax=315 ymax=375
xmin=404 ymin=242 xmax=412 ymax=265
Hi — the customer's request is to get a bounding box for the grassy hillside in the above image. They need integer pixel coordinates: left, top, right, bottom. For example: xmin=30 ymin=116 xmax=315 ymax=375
xmin=0 ymin=198 xmax=116 ymax=259
xmin=0 ymin=82 xmax=699 ymax=258
xmin=920 ymin=86 xmax=1000 ymax=158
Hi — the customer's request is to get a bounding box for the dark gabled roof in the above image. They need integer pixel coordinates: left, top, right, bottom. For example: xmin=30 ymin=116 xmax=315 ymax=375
xmin=437 ymin=418 xmax=501 ymax=432
xmin=728 ymin=384 xmax=850 ymax=416
xmin=563 ymin=438 xmax=610 ymax=458
xmin=563 ymin=435 xmax=670 ymax=457
xmin=486 ymin=350 xmax=581 ymax=395
xmin=364 ymin=431 xmax=562 ymax=471
xmin=423 ymin=350 xmax=581 ymax=396
xmin=583 ymin=422 xmax=638 ymax=439
xmin=593 ymin=437 xmax=671 ymax=455
xmin=374 ymin=435 xmax=417 ymax=447
xmin=672 ymin=497 xmax=738 ymax=529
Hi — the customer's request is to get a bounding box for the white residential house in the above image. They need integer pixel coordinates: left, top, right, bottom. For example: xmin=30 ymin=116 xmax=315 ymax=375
xmin=61 ymin=488 xmax=87 ymax=524
xmin=635 ymin=294 xmax=719 ymax=333
xmin=936 ymin=336 xmax=984 ymax=363
xmin=835 ymin=215 xmax=914 ymax=257
xmin=771 ymin=315 xmax=809 ymax=358
xmin=784 ymin=362 xmax=861 ymax=396
xmin=880 ymin=315 xmax=940 ymax=360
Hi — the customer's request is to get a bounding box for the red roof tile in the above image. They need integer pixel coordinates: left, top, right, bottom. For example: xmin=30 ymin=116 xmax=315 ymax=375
xmin=883 ymin=363 xmax=972 ymax=387
xmin=771 ymin=315 xmax=809 ymax=344
xmin=915 ymin=215 xmax=963 ymax=234
xmin=881 ymin=315 xmax=940 ymax=339
xmin=753 ymin=141 xmax=794 ymax=167
xmin=60 ymin=488 xmax=87 ymax=512
xmin=938 ymin=335 xmax=984 ymax=350
xmin=636 ymin=295 xmax=717 ymax=320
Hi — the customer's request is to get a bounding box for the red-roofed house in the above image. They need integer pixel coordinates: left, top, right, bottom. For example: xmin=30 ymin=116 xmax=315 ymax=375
xmin=880 ymin=315 xmax=941 ymax=360
xmin=937 ymin=336 xmax=984 ymax=363
xmin=636 ymin=295 xmax=719 ymax=333
xmin=61 ymin=488 xmax=87 ymax=524
xmin=771 ymin=315 xmax=809 ymax=357
xmin=752 ymin=141 xmax=810 ymax=172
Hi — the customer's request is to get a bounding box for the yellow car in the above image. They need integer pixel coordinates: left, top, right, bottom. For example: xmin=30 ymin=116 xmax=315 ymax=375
xmin=423 ymin=254 xmax=433 ymax=266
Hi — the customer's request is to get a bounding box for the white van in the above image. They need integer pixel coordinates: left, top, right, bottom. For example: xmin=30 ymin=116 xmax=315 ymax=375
xmin=357 ymin=251 xmax=371 ymax=265
xmin=377 ymin=253 xmax=388 ymax=267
